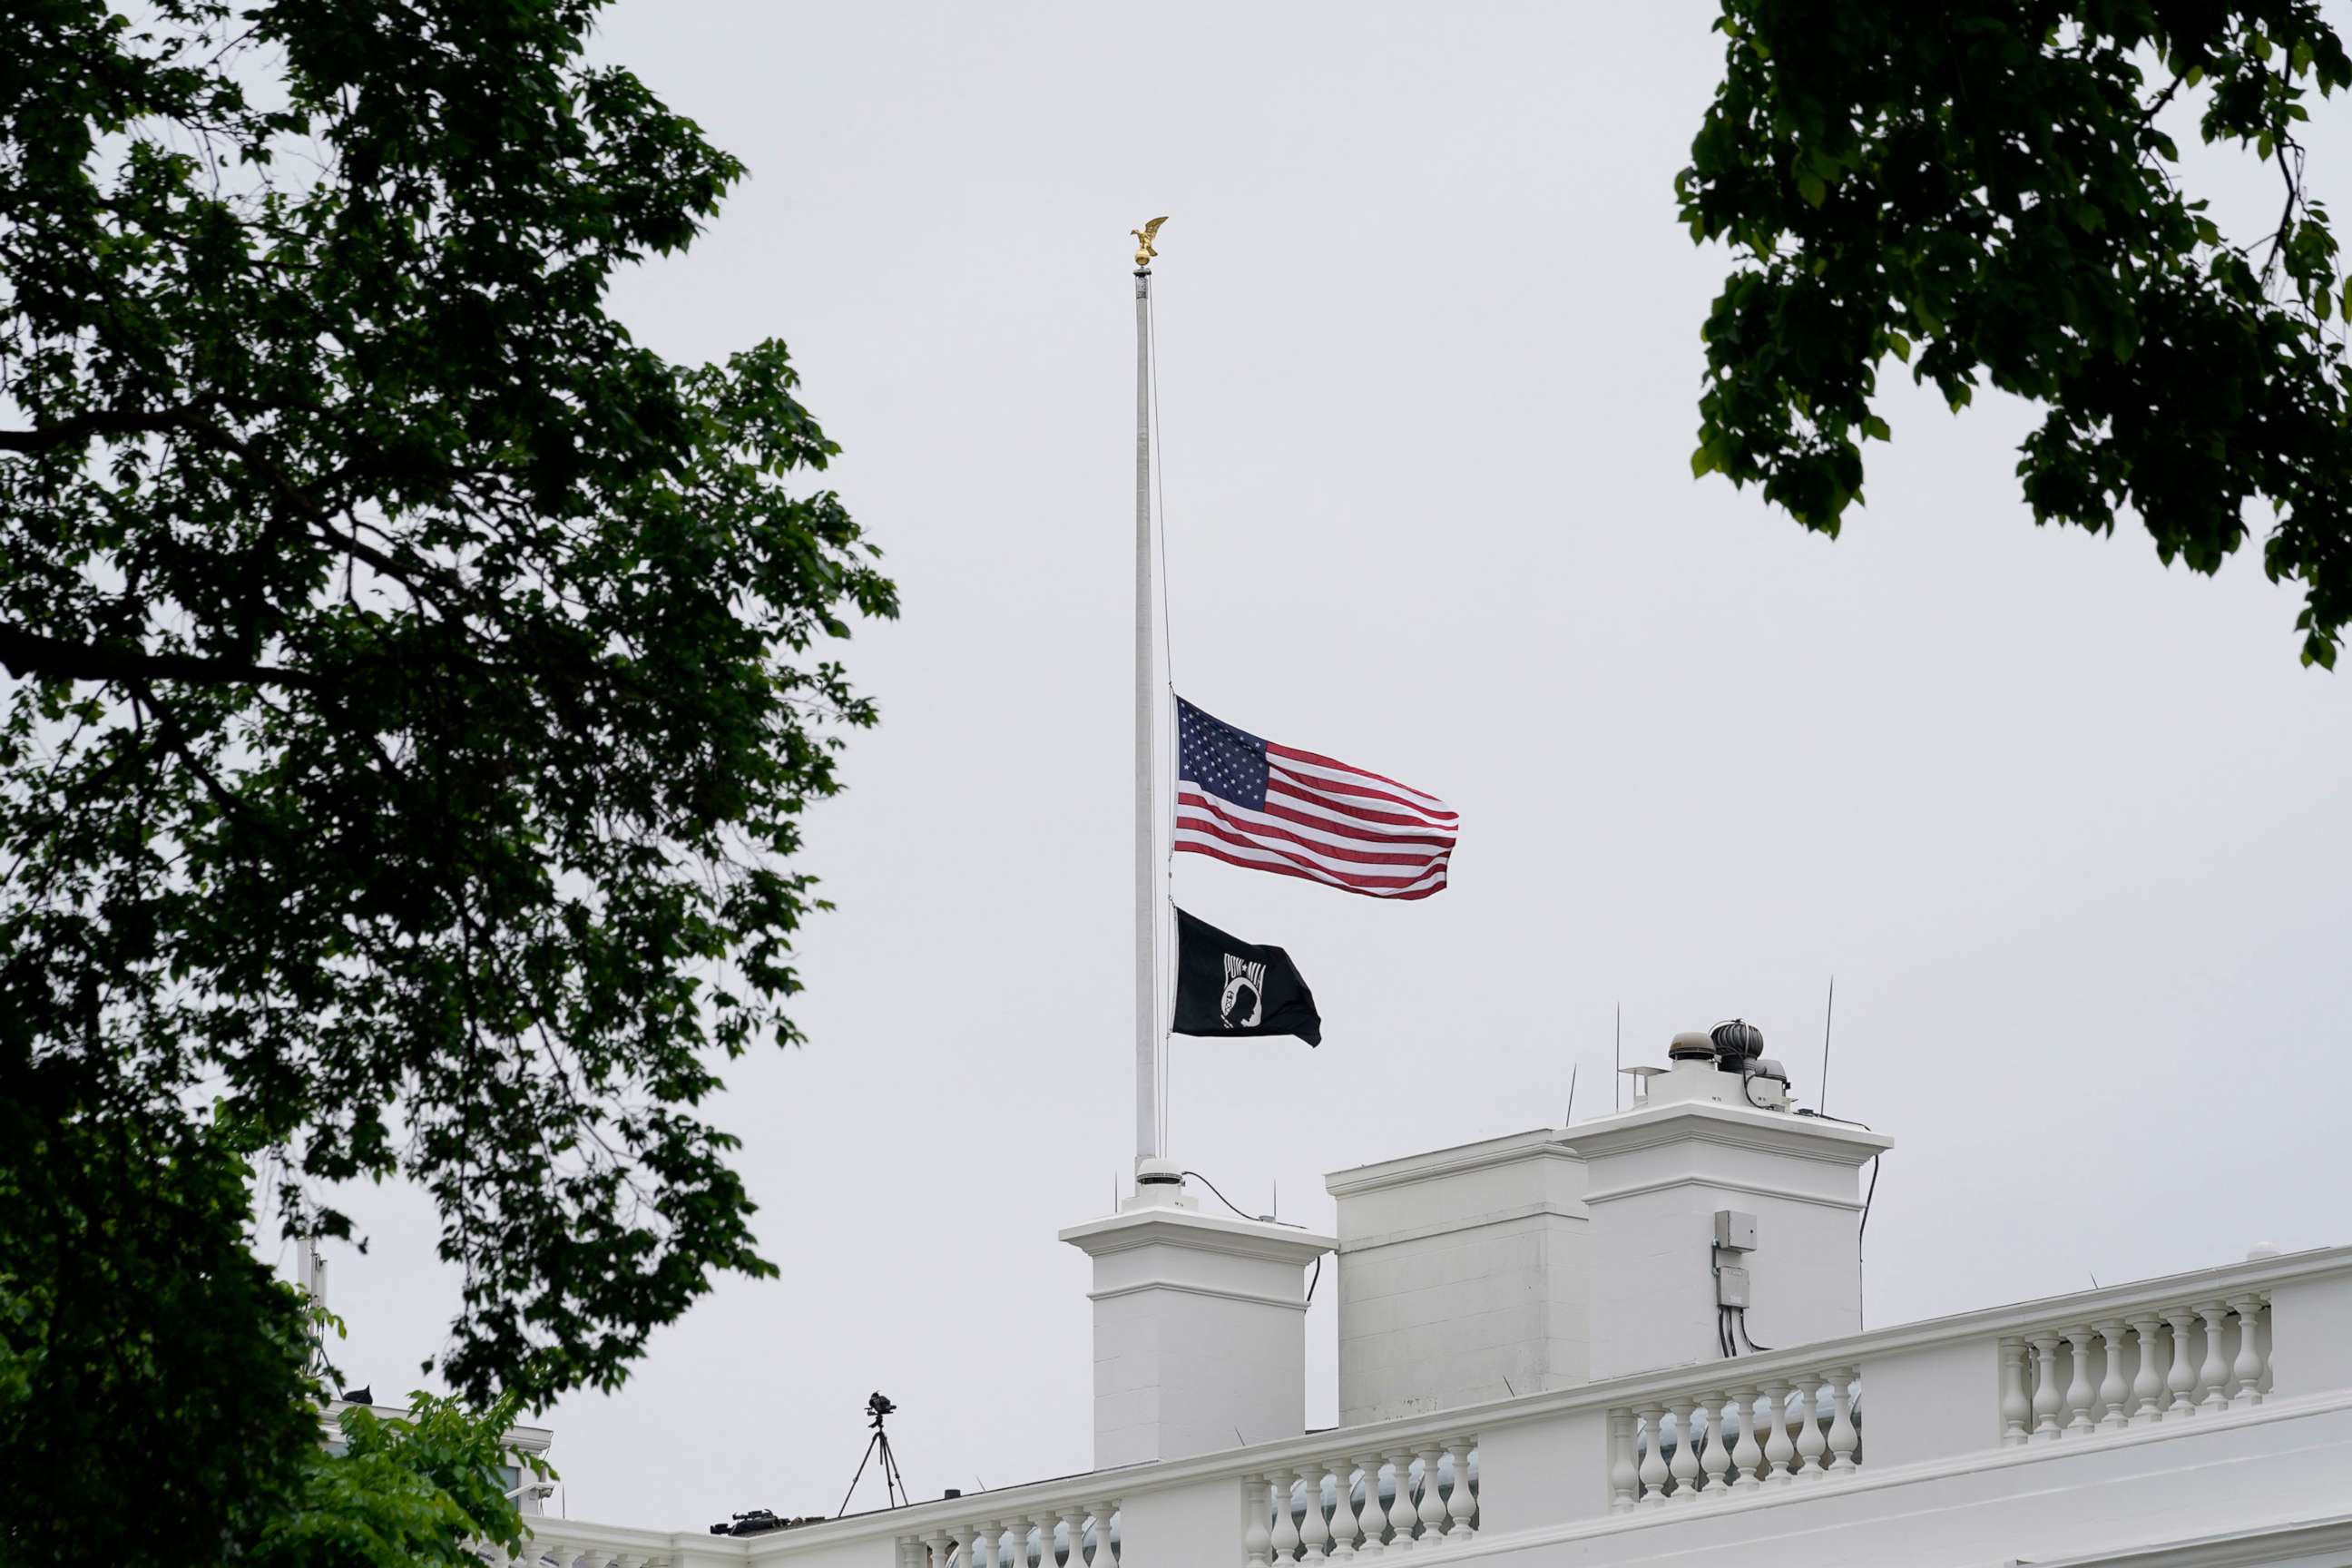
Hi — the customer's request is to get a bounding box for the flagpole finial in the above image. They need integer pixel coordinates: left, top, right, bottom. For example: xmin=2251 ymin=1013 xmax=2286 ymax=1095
xmin=1132 ymin=215 xmax=1168 ymax=270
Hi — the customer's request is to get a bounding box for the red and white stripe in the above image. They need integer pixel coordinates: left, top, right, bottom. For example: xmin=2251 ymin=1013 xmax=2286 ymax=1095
xmin=1176 ymin=740 xmax=1458 ymax=900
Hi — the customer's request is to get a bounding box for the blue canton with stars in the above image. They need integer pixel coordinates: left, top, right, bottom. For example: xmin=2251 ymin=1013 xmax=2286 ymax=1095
xmin=1177 ymin=697 xmax=1268 ymax=810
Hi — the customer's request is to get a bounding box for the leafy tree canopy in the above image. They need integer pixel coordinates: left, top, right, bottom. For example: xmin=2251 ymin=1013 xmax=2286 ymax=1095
xmin=255 ymin=1391 xmax=543 ymax=1568
xmin=1681 ymin=1 xmax=2352 ymax=665
xmin=1 ymin=0 xmax=893 ymax=1511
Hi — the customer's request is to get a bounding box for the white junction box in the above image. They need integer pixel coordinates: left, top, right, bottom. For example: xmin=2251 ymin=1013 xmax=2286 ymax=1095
xmin=1714 ymin=1209 xmax=1758 ymax=1251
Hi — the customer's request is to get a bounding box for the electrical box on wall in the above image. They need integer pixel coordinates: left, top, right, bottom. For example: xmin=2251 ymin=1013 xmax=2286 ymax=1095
xmin=1714 ymin=1210 xmax=1757 ymax=1251
xmin=1716 ymin=1265 xmax=1750 ymax=1308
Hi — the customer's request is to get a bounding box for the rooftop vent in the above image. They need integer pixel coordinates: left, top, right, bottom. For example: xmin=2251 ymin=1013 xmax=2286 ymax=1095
xmin=1710 ymin=1018 xmax=1764 ymax=1069
xmin=1667 ymin=1030 xmax=1716 ymax=1061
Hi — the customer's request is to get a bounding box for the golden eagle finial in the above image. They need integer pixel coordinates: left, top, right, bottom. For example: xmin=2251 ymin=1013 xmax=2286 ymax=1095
xmin=1132 ymin=216 xmax=1168 ymax=269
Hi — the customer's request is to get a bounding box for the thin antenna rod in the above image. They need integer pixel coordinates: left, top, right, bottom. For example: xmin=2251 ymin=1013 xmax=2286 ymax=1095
xmin=1613 ymin=1003 xmax=1622 ymax=1112
xmin=1564 ymin=1062 xmax=1579 ymax=1126
xmin=1819 ymin=975 xmax=1837 ymax=1114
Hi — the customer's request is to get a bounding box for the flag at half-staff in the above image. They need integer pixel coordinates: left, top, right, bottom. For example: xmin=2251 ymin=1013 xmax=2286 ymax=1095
xmin=1171 ymin=908 xmax=1322 ymax=1045
xmin=1173 ymin=696 xmax=1458 ymax=899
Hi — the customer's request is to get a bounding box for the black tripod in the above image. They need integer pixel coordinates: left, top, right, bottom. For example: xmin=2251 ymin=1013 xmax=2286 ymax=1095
xmin=839 ymin=1390 xmax=911 ymax=1515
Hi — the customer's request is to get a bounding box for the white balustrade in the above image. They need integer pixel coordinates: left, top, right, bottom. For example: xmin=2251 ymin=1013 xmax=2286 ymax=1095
xmin=1611 ymin=1370 xmax=1862 ymax=1505
xmin=2228 ymin=1292 xmax=2268 ymax=1408
xmin=2029 ymin=1333 xmax=2063 ymax=1440
xmin=1700 ymin=1394 xmax=1734 ymax=1494
xmin=1269 ymin=1470 xmax=1302 ymax=1562
xmin=1444 ymin=1439 xmax=1478 ymax=1540
xmin=1353 ymin=1455 xmax=1388 ymax=1556
xmin=2008 ymin=1294 xmax=2269 ymax=1442
xmin=1299 ymin=1462 xmax=1331 ymax=1563
xmin=2195 ymin=1301 xmax=2233 ymax=1414
xmin=528 ymin=1258 xmax=2318 ymax=1568
xmin=2062 ymin=1326 xmax=2098 ymax=1437
xmin=2094 ymin=1320 xmax=2131 ymax=1432
xmin=1665 ymin=1400 xmax=1701 ymax=1502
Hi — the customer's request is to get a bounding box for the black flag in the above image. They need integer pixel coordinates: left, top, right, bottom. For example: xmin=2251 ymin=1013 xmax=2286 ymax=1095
xmin=1171 ymin=908 xmax=1322 ymax=1046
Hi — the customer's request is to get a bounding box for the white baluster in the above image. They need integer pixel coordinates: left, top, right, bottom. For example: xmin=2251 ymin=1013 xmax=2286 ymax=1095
xmin=1298 ymin=1465 xmax=1330 ymax=1564
xmin=967 ymin=1523 xmax=996 ymax=1568
xmin=2062 ymin=1326 xmax=2098 ymax=1436
xmin=1700 ymin=1394 xmax=1733 ymax=1494
xmin=1608 ymin=1413 xmax=1639 ymax=1514
xmin=1793 ymin=1374 xmax=1827 ymax=1479
xmin=1269 ymin=1471 xmax=1301 ymax=1562
xmin=1998 ymin=1337 xmax=2030 ymax=1446
xmin=1759 ymin=1381 xmax=1796 ymax=1485
xmin=2029 ymin=1333 xmax=2063 ymax=1440
xmin=1415 ymin=1443 xmax=1448 ymax=1544
xmin=2228 ymin=1294 xmax=2267 ymax=1408
xmin=1354 ymin=1456 xmax=1387 ymax=1557
xmin=2195 ymin=1301 xmax=2232 ymax=1413
xmin=1384 ymin=1450 xmax=1418 ymax=1553
xmin=1243 ymin=1477 xmax=1273 ymax=1568
xmin=1328 ymin=1460 xmax=1361 ymax=1559
xmin=2162 ymin=1306 xmax=2200 ymax=1417
xmin=2128 ymin=1315 xmax=2165 ymax=1426
xmin=1825 ymin=1368 xmax=1859 ymax=1473
xmin=1060 ymin=1507 xmax=1088 ymax=1568
xmin=2094 ymin=1319 xmax=2131 ymax=1432
xmin=926 ymin=1528 xmax=955 ymax=1568
xmin=1102 ymin=1503 xmax=1122 ymax=1567
xmin=1634 ymin=1406 xmax=1669 ymax=1508
xmin=1730 ymin=1386 xmax=1764 ymax=1488
xmin=1446 ymin=1439 xmax=1477 ymax=1539
xmin=1666 ymin=1399 xmax=1701 ymax=1502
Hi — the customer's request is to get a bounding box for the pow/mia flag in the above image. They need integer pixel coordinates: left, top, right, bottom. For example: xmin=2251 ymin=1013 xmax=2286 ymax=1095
xmin=1171 ymin=907 xmax=1322 ymax=1047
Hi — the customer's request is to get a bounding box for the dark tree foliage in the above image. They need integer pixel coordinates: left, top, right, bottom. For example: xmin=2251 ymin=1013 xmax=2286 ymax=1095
xmin=1681 ymin=3 xmax=2352 ymax=665
xmin=0 ymin=0 xmax=894 ymax=1472
xmin=0 ymin=1097 xmax=321 ymax=1564
xmin=254 ymin=1391 xmax=543 ymax=1568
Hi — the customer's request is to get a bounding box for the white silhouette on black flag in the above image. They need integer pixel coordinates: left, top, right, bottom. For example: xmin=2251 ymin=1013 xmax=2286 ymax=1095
xmin=1171 ymin=908 xmax=1322 ymax=1047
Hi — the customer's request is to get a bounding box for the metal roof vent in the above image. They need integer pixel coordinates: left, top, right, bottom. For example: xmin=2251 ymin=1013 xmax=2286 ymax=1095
xmin=1710 ymin=1018 xmax=1764 ymax=1069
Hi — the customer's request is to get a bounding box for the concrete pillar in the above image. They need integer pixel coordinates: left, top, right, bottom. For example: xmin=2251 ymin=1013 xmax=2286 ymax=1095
xmin=1061 ymin=1182 xmax=1334 ymax=1469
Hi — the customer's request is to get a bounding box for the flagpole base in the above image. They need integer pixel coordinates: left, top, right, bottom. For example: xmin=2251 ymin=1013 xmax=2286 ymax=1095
xmin=1129 ymin=1157 xmax=1192 ymax=1211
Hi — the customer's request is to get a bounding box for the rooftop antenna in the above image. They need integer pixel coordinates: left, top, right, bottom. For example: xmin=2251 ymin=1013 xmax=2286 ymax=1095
xmin=1612 ymin=1003 xmax=1622 ymax=1112
xmin=1563 ymin=1062 xmax=1579 ymax=1125
xmin=1818 ymin=975 xmax=1837 ymax=1114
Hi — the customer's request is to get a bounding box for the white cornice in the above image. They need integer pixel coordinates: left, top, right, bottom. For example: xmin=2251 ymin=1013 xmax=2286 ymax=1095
xmin=1560 ymin=1101 xmax=1891 ymax=1165
xmin=1058 ymin=1205 xmax=1335 ymax=1265
xmin=1324 ymin=1126 xmax=1577 ymax=1198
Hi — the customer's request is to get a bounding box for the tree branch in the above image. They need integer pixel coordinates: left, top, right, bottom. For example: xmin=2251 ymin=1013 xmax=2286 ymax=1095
xmin=0 ymin=407 xmax=194 ymax=454
xmin=0 ymin=622 xmax=318 ymax=690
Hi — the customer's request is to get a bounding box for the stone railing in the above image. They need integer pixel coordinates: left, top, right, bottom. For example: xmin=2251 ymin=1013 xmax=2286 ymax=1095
xmin=526 ymin=1244 xmax=2352 ymax=1567
xmin=2001 ymin=1290 xmax=2268 ymax=1442
xmin=1611 ymin=1369 xmax=1859 ymax=1508
xmin=1245 ymin=1436 xmax=1480 ymax=1561
xmin=896 ymin=1496 xmax=1122 ymax=1568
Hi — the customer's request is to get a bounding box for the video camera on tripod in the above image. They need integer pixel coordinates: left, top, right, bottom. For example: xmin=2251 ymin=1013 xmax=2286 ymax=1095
xmin=839 ymin=1389 xmax=910 ymax=1514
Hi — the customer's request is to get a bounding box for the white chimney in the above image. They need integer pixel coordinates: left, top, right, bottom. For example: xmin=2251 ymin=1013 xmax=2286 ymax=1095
xmin=1323 ymin=1025 xmax=1894 ymax=1412
xmin=1061 ymin=1166 xmax=1335 ymax=1468
xmin=1324 ymin=1129 xmax=1591 ymax=1426
xmin=1565 ymin=1034 xmax=1891 ymax=1377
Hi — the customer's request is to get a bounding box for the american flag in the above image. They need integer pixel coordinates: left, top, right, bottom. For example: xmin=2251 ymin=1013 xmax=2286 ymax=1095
xmin=1174 ymin=696 xmax=1458 ymax=900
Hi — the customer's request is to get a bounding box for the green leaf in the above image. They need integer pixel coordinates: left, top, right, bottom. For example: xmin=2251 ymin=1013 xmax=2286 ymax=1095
xmin=1798 ymin=170 xmax=1828 ymax=207
xmin=1886 ymin=329 xmax=1913 ymax=363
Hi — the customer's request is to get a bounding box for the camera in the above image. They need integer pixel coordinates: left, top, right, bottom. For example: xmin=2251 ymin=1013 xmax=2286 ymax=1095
xmin=866 ymin=1390 xmax=896 ymax=1427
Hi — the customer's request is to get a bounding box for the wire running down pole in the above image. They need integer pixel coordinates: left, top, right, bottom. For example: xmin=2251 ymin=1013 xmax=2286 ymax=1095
xmin=1132 ymin=238 xmax=1161 ymax=1170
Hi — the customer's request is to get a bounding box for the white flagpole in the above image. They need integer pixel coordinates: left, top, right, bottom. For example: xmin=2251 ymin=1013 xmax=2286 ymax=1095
xmin=1132 ymin=222 xmax=1163 ymax=1171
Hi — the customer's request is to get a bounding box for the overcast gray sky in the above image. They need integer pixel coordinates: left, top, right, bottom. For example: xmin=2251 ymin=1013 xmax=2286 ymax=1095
xmin=303 ymin=0 xmax=2352 ymax=1531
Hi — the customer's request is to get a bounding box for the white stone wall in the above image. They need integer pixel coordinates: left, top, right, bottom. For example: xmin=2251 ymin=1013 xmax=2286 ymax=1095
xmin=1328 ymin=1130 xmax=1592 ymax=1426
